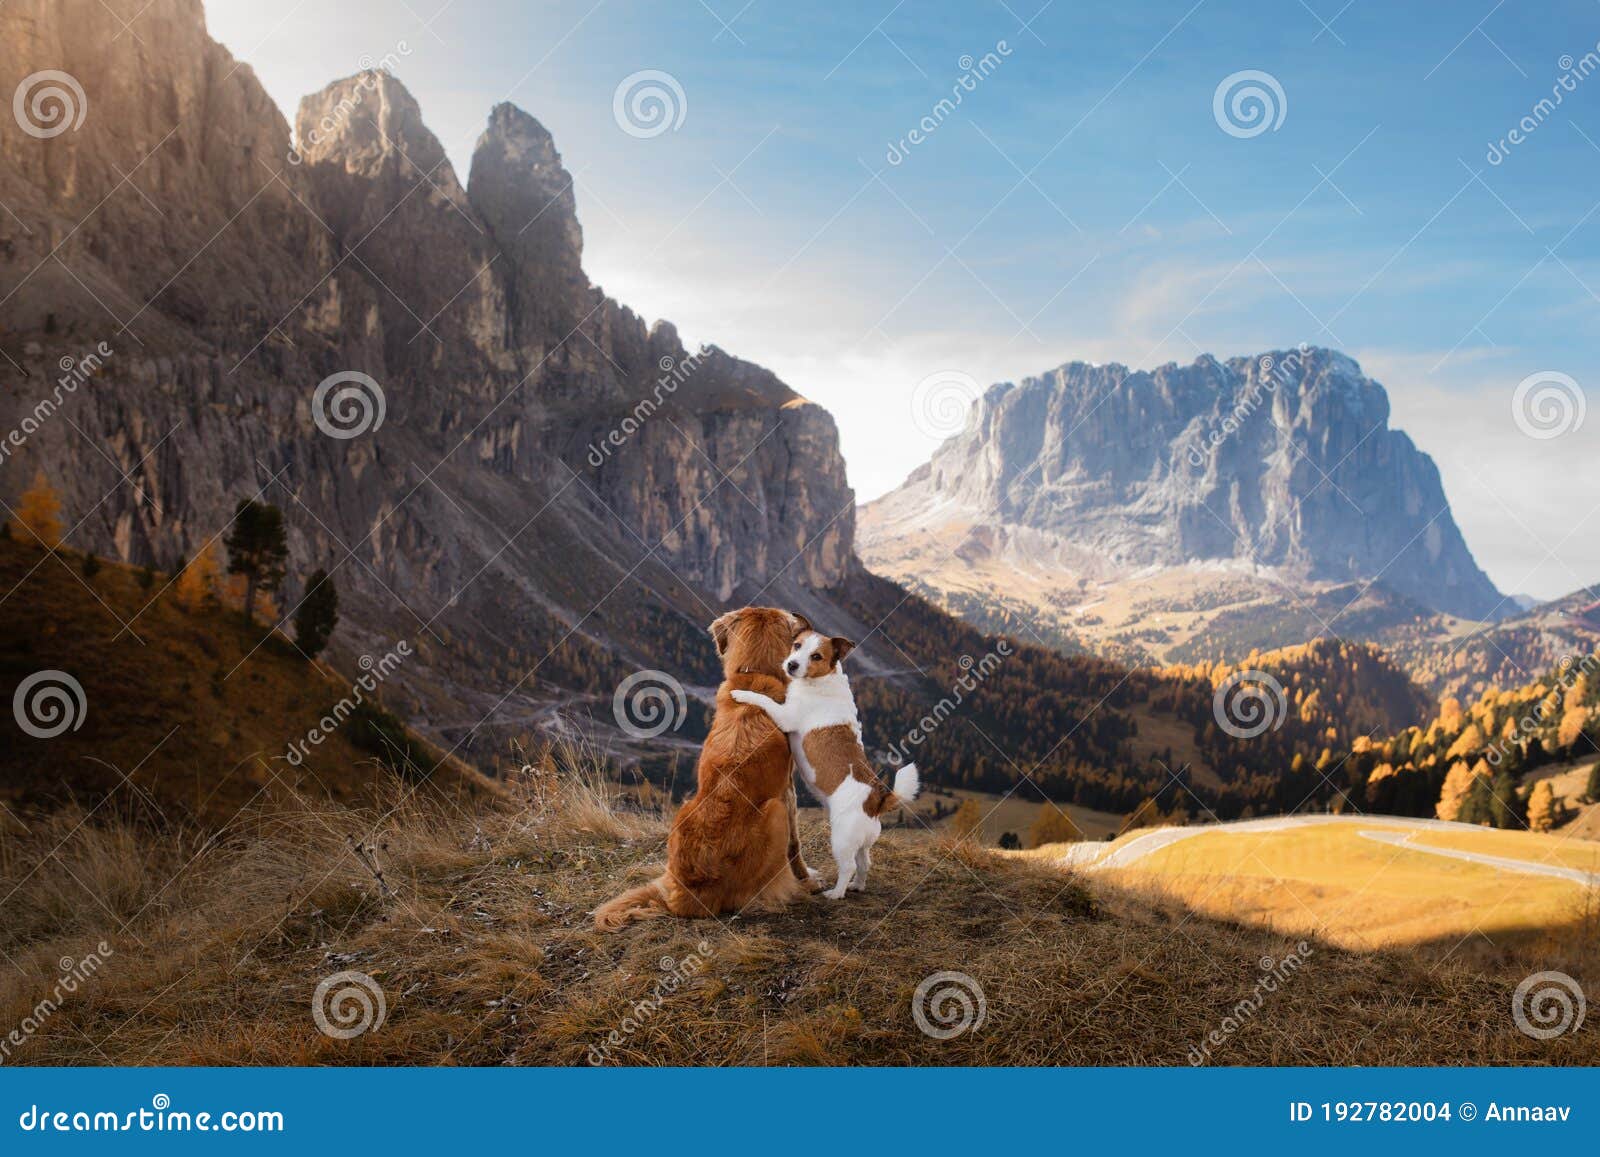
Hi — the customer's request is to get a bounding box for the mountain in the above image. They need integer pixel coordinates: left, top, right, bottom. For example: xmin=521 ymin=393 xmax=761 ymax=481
xmin=1381 ymin=582 xmax=1600 ymax=702
xmin=0 ymin=0 xmax=1446 ymax=828
xmin=860 ymin=348 xmax=1525 ymax=692
xmin=0 ymin=0 xmax=855 ymax=765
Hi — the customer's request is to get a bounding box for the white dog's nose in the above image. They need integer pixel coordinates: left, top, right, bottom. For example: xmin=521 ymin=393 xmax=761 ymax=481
xmin=786 ymin=660 xmax=799 ymax=673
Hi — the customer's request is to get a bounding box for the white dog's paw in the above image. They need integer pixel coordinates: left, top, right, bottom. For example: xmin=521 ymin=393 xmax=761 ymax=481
xmin=823 ymin=886 xmax=848 ymax=900
xmin=848 ymin=881 xmax=866 ymax=892
xmin=729 ymin=689 xmax=758 ymax=705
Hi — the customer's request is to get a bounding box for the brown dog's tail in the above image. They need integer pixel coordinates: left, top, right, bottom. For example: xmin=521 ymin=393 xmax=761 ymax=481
xmin=593 ymin=875 xmax=672 ymax=931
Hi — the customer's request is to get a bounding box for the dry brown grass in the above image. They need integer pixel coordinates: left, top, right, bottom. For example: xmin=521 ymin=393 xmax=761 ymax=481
xmin=1 ymin=752 xmax=1596 ymax=1067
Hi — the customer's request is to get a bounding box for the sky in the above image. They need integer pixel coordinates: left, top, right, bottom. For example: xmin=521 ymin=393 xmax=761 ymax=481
xmin=203 ymin=0 xmax=1600 ymax=600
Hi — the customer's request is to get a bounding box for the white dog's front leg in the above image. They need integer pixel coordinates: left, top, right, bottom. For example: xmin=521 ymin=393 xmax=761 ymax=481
xmin=729 ymin=689 xmax=793 ymax=730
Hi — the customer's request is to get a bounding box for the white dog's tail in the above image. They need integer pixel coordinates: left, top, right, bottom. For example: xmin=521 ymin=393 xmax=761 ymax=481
xmin=868 ymin=762 xmax=921 ymax=817
xmin=892 ymin=763 xmax=921 ymax=804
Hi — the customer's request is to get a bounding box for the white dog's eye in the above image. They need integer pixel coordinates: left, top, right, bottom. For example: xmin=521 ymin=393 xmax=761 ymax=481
xmin=811 ymin=652 xmax=821 ymax=661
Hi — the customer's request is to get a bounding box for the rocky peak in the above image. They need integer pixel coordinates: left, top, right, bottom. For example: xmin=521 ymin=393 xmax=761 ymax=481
xmin=468 ymin=102 xmax=587 ymax=350
xmin=865 ymin=347 xmax=1503 ymax=620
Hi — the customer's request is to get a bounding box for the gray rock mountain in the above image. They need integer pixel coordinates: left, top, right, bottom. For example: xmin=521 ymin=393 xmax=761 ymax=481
xmin=0 ymin=0 xmax=854 ymax=757
xmin=862 ymin=348 xmax=1503 ymax=621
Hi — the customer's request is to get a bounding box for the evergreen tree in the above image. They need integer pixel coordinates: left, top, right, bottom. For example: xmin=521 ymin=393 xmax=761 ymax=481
xmin=1456 ymin=775 xmax=1495 ymax=826
xmin=224 ymin=500 xmax=288 ymax=624
xmin=293 ymin=569 xmax=339 ymax=659
xmin=998 ymin=831 xmax=1022 ymax=850
xmin=1488 ymin=765 xmax=1521 ymax=829
xmin=1585 ymin=761 xmax=1600 ymax=805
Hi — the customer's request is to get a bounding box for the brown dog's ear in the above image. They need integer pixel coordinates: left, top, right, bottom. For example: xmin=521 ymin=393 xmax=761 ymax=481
xmin=709 ymin=610 xmax=742 ymax=655
xmin=830 ymin=637 xmax=856 ymax=663
xmin=790 ymin=611 xmax=812 ymax=636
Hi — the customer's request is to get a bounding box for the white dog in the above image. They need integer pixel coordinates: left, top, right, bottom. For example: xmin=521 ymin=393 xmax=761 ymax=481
xmin=732 ymin=631 xmax=919 ymax=899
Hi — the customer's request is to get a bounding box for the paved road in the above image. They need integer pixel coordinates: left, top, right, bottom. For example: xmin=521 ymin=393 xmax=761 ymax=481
xmin=1356 ymin=828 xmax=1600 ymax=886
xmin=1058 ymin=813 xmax=1600 ymax=885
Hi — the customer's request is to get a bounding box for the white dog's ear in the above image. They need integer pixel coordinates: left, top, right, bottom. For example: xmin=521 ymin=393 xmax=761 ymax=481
xmin=830 ymin=637 xmax=856 ymax=663
xmin=790 ymin=611 xmax=812 ymax=636
xmin=709 ymin=610 xmax=741 ymax=655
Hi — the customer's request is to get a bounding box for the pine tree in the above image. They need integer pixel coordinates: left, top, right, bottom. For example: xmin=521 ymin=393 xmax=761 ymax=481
xmin=293 ymin=569 xmax=339 ymax=659
xmin=1585 ymin=761 xmax=1600 ymax=805
xmin=1489 ymin=765 xmax=1521 ymax=829
xmin=14 ymin=470 xmax=63 ymax=549
xmin=224 ymin=500 xmax=288 ymax=625
xmin=998 ymin=831 xmax=1022 ymax=850
xmin=1527 ymin=779 xmax=1560 ymax=833
xmin=1456 ymin=775 xmax=1495 ymax=826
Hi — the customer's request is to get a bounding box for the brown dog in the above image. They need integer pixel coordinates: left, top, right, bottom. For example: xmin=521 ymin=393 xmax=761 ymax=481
xmin=594 ymin=606 xmax=818 ymax=930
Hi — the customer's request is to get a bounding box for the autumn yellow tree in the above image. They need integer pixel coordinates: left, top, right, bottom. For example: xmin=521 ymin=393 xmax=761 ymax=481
xmin=1557 ymin=704 xmax=1590 ymax=751
xmin=1435 ymin=759 xmax=1491 ymax=822
xmin=175 ymin=541 xmax=222 ymax=611
xmin=13 ymin=470 xmax=63 ymax=549
xmin=949 ymin=798 xmax=985 ymax=844
xmin=1445 ymin=723 xmax=1484 ymax=761
xmin=1028 ymin=805 xmax=1082 ymax=849
xmin=1527 ymin=779 xmax=1560 ymax=833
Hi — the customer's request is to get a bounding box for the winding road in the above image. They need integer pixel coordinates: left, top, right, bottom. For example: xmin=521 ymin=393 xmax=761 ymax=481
xmin=1059 ymin=813 xmax=1600 ymax=886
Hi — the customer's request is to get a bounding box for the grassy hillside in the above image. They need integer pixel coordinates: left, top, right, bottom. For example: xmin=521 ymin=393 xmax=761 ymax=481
xmin=2 ymin=765 xmax=1591 ymax=1067
xmin=1058 ymin=819 xmax=1600 ymax=963
xmin=0 ymin=537 xmax=488 ymax=825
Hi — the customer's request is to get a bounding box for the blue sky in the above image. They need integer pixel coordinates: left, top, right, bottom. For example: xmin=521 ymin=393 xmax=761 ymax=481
xmin=206 ymin=0 xmax=1600 ymax=599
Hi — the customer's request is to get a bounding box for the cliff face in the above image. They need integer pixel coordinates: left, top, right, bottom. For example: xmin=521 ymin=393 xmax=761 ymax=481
xmin=0 ymin=0 xmax=853 ymax=744
xmin=863 ymin=349 xmax=1502 ymax=620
